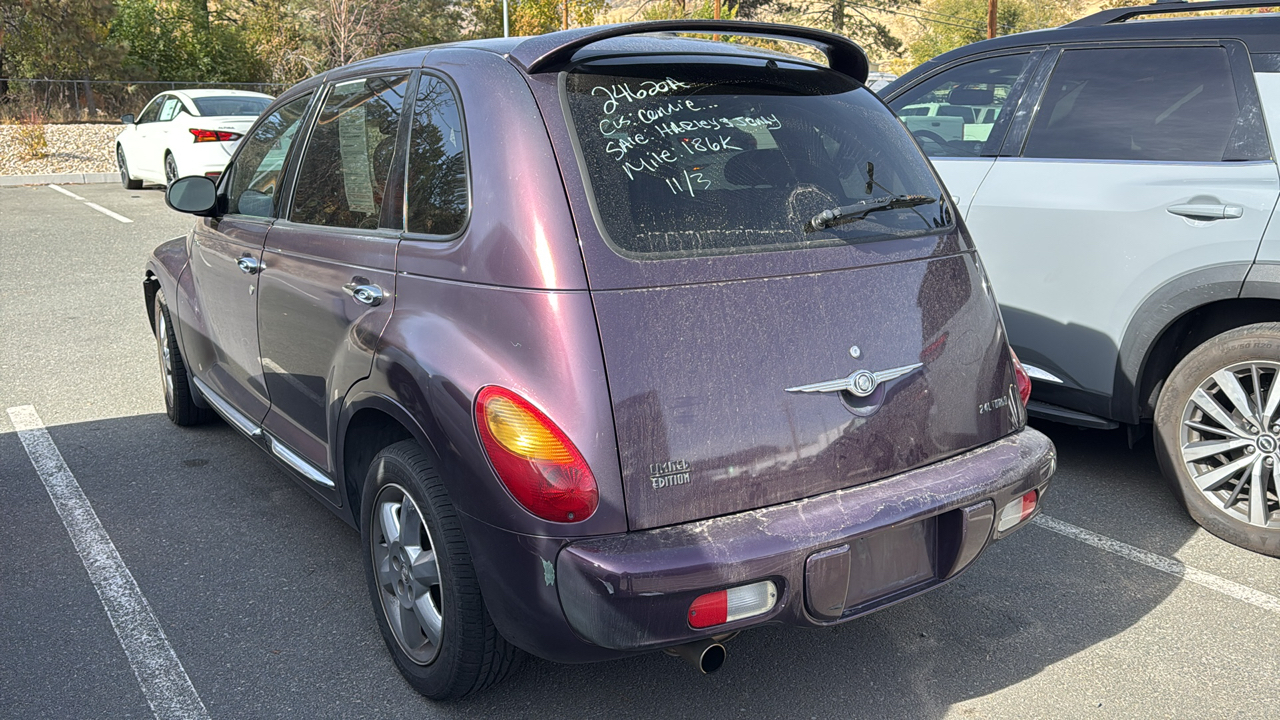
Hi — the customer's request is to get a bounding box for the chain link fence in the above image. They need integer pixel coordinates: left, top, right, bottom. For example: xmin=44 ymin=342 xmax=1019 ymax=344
xmin=0 ymin=79 xmax=288 ymax=123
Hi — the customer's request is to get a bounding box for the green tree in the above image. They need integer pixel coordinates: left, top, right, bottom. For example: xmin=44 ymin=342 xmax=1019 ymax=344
xmin=468 ymin=0 xmax=609 ymax=38
xmin=768 ymin=0 xmax=918 ymax=56
xmin=906 ymin=0 xmax=1087 ymax=64
xmin=1 ymin=0 xmax=120 ymax=80
xmin=110 ymin=0 xmax=263 ymax=81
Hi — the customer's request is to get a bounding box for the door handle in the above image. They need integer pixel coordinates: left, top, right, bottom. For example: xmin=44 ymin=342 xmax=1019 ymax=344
xmin=237 ymin=256 xmax=260 ymax=274
xmin=1167 ymin=203 xmax=1244 ymax=220
xmin=343 ymin=282 xmax=384 ymax=306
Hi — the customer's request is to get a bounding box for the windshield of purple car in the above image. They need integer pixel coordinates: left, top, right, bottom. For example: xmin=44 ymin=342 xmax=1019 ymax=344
xmin=564 ymin=57 xmax=949 ymax=260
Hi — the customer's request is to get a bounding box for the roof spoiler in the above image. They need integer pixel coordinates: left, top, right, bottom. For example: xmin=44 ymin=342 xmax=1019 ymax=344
xmin=1065 ymin=0 xmax=1277 ymax=28
xmin=508 ymin=20 xmax=869 ymax=84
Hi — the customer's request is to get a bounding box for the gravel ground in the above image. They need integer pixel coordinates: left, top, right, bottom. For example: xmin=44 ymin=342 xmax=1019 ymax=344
xmin=0 ymin=123 xmax=120 ymax=176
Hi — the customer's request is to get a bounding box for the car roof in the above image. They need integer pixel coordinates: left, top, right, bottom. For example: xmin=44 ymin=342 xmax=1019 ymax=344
xmin=170 ymin=89 xmax=275 ymax=101
xmin=889 ymin=10 xmax=1280 ymax=91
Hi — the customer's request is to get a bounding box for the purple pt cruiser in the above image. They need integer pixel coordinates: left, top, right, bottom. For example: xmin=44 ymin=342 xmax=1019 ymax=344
xmin=151 ymin=20 xmax=1057 ymax=698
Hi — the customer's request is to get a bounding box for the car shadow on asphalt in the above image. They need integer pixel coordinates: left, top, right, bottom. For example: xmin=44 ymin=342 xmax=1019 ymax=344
xmin=2 ymin=414 xmax=1192 ymax=719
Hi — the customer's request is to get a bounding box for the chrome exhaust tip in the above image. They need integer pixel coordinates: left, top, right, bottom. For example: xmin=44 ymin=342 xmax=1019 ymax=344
xmin=666 ymin=638 xmax=728 ymax=674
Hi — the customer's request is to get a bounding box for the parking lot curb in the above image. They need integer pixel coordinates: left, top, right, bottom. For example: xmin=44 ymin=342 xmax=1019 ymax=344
xmin=0 ymin=172 xmax=118 ymax=187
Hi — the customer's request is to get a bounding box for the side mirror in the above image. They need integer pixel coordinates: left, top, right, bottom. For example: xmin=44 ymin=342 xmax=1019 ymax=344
xmin=121 ymin=114 xmax=135 ymax=125
xmin=166 ymin=176 xmax=218 ymax=216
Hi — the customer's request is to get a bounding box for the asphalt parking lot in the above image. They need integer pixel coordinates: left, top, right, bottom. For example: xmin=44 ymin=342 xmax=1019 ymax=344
xmin=2 ymin=182 xmax=1278 ymax=720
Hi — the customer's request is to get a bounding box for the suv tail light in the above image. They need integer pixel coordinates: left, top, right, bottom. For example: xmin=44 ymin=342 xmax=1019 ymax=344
xmin=1010 ymin=350 xmax=1032 ymax=406
xmin=475 ymin=386 xmax=598 ymax=523
xmin=190 ymin=128 xmax=242 ymax=143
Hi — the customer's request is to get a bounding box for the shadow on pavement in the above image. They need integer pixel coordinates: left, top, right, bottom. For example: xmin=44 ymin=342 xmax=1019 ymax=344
xmin=1 ymin=414 xmax=1192 ymax=719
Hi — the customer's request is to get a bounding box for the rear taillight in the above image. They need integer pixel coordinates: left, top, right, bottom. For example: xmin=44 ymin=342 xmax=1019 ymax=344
xmin=475 ymin=386 xmax=597 ymax=523
xmin=688 ymin=581 xmax=778 ymax=629
xmin=1010 ymin=349 xmax=1032 ymax=406
xmin=190 ymin=128 xmax=242 ymax=143
xmin=997 ymin=489 xmax=1038 ymax=533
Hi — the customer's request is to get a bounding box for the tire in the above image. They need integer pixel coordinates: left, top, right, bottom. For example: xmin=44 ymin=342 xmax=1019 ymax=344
xmin=360 ymin=440 xmax=523 ymax=699
xmin=118 ymin=145 xmax=142 ymax=190
xmin=164 ymin=152 xmax=179 ymax=186
xmin=153 ymin=291 xmax=213 ymax=426
xmin=1154 ymin=323 xmax=1280 ymax=557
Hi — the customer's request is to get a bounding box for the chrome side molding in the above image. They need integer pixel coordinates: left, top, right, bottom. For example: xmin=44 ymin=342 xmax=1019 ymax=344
xmin=192 ymin=376 xmax=263 ymax=438
xmin=190 ymin=376 xmax=335 ymax=490
xmin=269 ymin=437 xmax=336 ymax=489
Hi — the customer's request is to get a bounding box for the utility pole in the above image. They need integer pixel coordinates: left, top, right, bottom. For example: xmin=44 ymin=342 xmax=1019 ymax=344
xmin=987 ymin=0 xmax=997 ymax=39
xmin=564 ymin=0 xmax=569 ymax=30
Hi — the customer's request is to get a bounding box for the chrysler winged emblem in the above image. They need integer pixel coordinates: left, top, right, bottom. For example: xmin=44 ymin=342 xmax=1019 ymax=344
xmin=785 ymin=347 xmax=923 ymax=398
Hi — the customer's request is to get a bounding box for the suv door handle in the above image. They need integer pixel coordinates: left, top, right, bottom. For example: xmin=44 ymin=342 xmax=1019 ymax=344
xmin=1167 ymin=203 xmax=1244 ymax=220
xmin=237 ymin=256 xmax=261 ymax=274
xmin=343 ymin=282 xmax=384 ymax=306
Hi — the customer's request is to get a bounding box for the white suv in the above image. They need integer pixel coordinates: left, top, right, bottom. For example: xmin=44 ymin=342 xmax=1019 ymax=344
xmin=882 ymin=0 xmax=1280 ymax=556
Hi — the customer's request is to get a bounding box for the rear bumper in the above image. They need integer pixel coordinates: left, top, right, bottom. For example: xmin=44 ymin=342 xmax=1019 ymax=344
xmin=464 ymin=427 xmax=1054 ymax=662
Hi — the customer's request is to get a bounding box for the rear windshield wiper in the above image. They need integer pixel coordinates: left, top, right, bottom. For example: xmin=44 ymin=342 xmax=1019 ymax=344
xmin=806 ymin=194 xmax=939 ymax=232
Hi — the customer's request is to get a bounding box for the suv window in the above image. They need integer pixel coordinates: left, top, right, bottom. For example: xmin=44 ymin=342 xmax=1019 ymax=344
xmin=888 ymin=53 xmax=1034 ymax=158
xmin=1023 ymin=47 xmax=1241 ymax=162
xmin=291 ymin=75 xmax=409 ymax=230
xmin=225 ymin=93 xmax=313 ymax=218
xmin=565 ymin=59 xmax=947 ymax=260
xmin=405 ymin=75 xmax=468 ymax=236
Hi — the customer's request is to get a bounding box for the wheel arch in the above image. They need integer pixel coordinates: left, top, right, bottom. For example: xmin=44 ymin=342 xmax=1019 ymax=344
xmin=337 ymin=395 xmax=422 ymax=527
xmin=1120 ymin=263 xmax=1280 ymax=423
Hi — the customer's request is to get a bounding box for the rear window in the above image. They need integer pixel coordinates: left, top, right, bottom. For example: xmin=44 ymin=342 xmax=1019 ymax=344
xmin=564 ymin=58 xmax=948 ymax=260
xmin=192 ymin=96 xmax=271 ymax=117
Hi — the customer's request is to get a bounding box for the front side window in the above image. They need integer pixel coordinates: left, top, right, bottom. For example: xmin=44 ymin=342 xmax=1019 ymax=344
xmin=1023 ymin=47 xmax=1242 ymax=162
xmin=290 ymin=75 xmax=409 ymax=230
xmin=225 ymin=93 xmax=313 ymax=218
xmin=889 ymin=53 xmax=1034 ymax=158
xmin=565 ymin=59 xmax=948 ymax=260
xmin=405 ymin=75 xmax=468 ymax=236
xmin=137 ymin=97 xmax=163 ymax=124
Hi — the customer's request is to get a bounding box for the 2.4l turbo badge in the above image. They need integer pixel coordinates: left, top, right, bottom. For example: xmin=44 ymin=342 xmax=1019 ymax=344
xmin=649 ymin=460 xmax=690 ymax=489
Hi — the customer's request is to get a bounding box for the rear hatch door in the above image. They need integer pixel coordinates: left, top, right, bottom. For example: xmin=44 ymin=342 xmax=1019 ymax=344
xmin=557 ymin=56 xmax=1023 ymax=529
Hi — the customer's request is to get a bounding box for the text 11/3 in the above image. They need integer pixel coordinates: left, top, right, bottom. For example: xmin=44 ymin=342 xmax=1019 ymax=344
xmin=665 ymin=170 xmax=711 ymax=197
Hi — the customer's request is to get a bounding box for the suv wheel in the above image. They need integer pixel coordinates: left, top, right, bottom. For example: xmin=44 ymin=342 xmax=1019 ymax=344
xmin=1155 ymin=324 xmax=1280 ymax=556
xmin=153 ymin=291 xmax=213 ymax=426
xmin=360 ymin=440 xmax=523 ymax=699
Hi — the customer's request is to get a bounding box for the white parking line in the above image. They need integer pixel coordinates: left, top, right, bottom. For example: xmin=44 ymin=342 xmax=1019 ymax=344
xmin=7 ymin=405 xmax=210 ymax=720
xmin=1034 ymin=514 xmax=1280 ymax=615
xmin=48 ymin=184 xmax=133 ymax=224
xmin=47 ymin=183 xmax=85 ymax=201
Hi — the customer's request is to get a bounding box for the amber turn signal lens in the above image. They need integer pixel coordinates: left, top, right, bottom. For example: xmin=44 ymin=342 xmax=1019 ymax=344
xmin=475 ymin=386 xmax=598 ymax=523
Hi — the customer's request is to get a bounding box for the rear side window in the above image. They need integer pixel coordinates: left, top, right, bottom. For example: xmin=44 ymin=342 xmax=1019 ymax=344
xmin=889 ymin=53 xmax=1034 ymax=158
xmin=565 ymin=59 xmax=948 ymax=260
xmin=1023 ymin=47 xmax=1243 ymax=162
xmin=158 ymin=97 xmax=181 ymax=122
xmin=405 ymin=75 xmax=468 ymax=236
xmin=291 ymin=75 xmax=409 ymax=230
xmin=192 ymin=96 xmax=271 ymax=117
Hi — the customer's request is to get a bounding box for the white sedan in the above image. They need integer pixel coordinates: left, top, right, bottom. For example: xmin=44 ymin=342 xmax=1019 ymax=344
xmin=116 ymin=89 xmax=273 ymax=188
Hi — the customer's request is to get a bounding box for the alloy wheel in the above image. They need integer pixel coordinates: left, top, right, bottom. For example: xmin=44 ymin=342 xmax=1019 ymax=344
xmin=156 ymin=308 xmax=174 ymax=405
xmin=371 ymin=483 xmax=444 ymax=665
xmin=1179 ymin=361 xmax=1280 ymax=529
xmin=165 ymin=154 xmax=178 ymax=185
xmin=118 ymin=146 xmax=129 ymax=184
